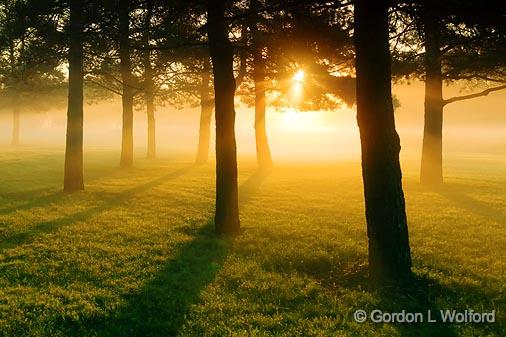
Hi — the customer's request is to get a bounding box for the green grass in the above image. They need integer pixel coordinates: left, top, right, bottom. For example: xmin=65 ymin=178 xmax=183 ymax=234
xmin=0 ymin=148 xmax=504 ymax=336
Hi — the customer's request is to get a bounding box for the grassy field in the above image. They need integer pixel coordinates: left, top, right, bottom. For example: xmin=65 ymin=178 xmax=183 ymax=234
xmin=0 ymin=148 xmax=504 ymax=337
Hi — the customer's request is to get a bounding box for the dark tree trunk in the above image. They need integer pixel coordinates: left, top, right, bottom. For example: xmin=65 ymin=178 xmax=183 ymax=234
xmin=195 ymin=58 xmax=213 ymax=165
xmin=420 ymin=2 xmax=444 ymax=185
xmin=250 ymin=0 xmax=273 ymax=171
xmin=11 ymin=105 xmax=20 ymax=146
xmin=207 ymin=0 xmax=240 ymax=235
xmin=119 ymin=0 xmax=134 ymax=167
xmin=354 ymin=0 xmax=412 ymax=282
xmin=143 ymin=0 xmax=156 ymax=159
xmin=63 ymin=0 xmax=84 ymax=192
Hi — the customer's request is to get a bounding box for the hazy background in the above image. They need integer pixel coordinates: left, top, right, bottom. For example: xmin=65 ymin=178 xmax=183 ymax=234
xmin=0 ymin=80 xmax=504 ymax=162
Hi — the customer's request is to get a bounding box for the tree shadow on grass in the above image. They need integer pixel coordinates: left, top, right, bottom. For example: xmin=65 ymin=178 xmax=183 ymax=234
xmin=239 ymin=169 xmax=270 ymax=205
xmin=258 ymin=242 xmax=500 ymax=336
xmin=435 ymin=183 xmax=505 ymax=225
xmin=76 ymin=221 xmax=233 ymax=337
xmin=0 ymin=166 xmax=193 ymax=252
xmin=69 ymin=170 xmax=270 ymax=337
xmin=0 ymin=165 xmax=132 ymax=215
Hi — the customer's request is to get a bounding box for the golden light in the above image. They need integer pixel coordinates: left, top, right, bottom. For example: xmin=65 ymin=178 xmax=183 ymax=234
xmin=293 ymin=70 xmax=305 ymax=83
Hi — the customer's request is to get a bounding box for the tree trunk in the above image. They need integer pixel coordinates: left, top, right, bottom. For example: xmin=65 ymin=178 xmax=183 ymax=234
xmin=146 ymin=94 xmax=156 ymax=158
xmin=119 ymin=0 xmax=134 ymax=168
xmin=250 ymin=0 xmax=273 ymax=171
xmin=195 ymin=58 xmax=213 ymax=165
xmin=207 ymin=0 xmax=240 ymax=235
xmin=143 ymin=0 xmax=156 ymax=159
xmin=420 ymin=2 xmax=444 ymax=185
xmin=63 ymin=0 xmax=84 ymax=192
xmin=11 ymin=105 xmax=20 ymax=146
xmin=354 ymin=0 xmax=412 ymax=282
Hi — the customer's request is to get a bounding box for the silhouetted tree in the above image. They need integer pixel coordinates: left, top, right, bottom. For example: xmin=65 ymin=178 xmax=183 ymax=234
xmin=354 ymin=0 xmax=412 ymax=282
xmin=63 ymin=0 xmax=84 ymax=191
xmin=119 ymin=0 xmax=134 ymax=168
xmin=207 ymin=0 xmax=240 ymax=235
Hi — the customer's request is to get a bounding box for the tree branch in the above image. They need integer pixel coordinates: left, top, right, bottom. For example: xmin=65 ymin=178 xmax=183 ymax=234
xmin=443 ymin=84 xmax=506 ymax=105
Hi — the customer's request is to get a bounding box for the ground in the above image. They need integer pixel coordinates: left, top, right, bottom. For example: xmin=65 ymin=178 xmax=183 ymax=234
xmin=0 ymin=148 xmax=504 ymax=337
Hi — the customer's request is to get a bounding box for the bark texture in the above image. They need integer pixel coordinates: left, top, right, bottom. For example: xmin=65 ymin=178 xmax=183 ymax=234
xmin=63 ymin=0 xmax=84 ymax=192
xmin=207 ymin=0 xmax=240 ymax=235
xmin=195 ymin=58 xmax=213 ymax=165
xmin=420 ymin=1 xmax=444 ymax=185
xmin=354 ymin=0 xmax=412 ymax=282
xmin=119 ymin=0 xmax=134 ymax=167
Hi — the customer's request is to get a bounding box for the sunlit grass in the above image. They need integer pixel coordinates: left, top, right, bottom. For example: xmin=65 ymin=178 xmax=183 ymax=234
xmin=0 ymin=149 xmax=504 ymax=336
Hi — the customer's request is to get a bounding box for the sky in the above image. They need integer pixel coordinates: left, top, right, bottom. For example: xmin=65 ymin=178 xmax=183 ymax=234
xmin=0 ymin=80 xmax=504 ymax=162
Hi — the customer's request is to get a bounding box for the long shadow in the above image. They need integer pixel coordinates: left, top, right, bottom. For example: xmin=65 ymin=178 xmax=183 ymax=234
xmin=375 ymin=273 xmax=503 ymax=337
xmin=0 ymin=166 xmax=193 ymax=253
xmin=239 ymin=169 xmax=270 ymax=204
xmin=0 ymin=166 xmax=126 ymax=215
xmin=67 ymin=170 xmax=270 ymax=337
xmin=435 ymin=183 xmax=505 ymax=225
xmin=73 ymin=221 xmax=232 ymax=337
xmin=260 ymin=250 xmax=501 ymax=336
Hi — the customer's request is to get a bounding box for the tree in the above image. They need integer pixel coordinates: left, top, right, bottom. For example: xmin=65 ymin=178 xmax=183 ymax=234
xmin=420 ymin=0 xmax=506 ymax=185
xmin=195 ymin=57 xmax=213 ymax=164
xmin=391 ymin=0 xmax=506 ymax=185
xmin=207 ymin=0 xmax=240 ymax=235
xmin=249 ymin=0 xmax=273 ymax=171
xmin=63 ymin=0 xmax=84 ymax=191
xmin=119 ymin=0 xmax=134 ymax=168
xmin=354 ymin=0 xmax=412 ymax=282
xmin=0 ymin=0 xmax=66 ymax=146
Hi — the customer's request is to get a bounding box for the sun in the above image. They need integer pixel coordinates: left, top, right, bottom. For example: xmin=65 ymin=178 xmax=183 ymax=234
xmin=293 ymin=70 xmax=305 ymax=83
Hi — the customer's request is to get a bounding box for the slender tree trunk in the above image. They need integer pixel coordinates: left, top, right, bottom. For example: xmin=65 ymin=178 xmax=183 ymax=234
xmin=354 ymin=0 xmax=412 ymax=282
xmin=250 ymin=0 xmax=273 ymax=171
xmin=63 ymin=0 xmax=84 ymax=192
xmin=195 ymin=58 xmax=213 ymax=165
xmin=146 ymin=93 xmax=156 ymax=158
xmin=420 ymin=2 xmax=444 ymax=185
xmin=207 ymin=0 xmax=240 ymax=235
xmin=119 ymin=0 xmax=134 ymax=167
xmin=143 ymin=0 xmax=156 ymax=159
xmin=11 ymin=105 xmax=20 ymax=146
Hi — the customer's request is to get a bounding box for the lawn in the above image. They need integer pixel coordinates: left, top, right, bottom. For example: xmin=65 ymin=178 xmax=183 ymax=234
xmin=0 ymin=148 xmax=504 ymax=336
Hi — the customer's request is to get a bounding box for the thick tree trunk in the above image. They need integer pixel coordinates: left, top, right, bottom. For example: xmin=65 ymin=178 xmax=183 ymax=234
xmin=250 ymin=0 xmax=273 ymax=171
xmin=11 ymin=106 xmax=20 ymax=146
xmin=195 ymin=59 xmax=213 ymax=165
xmin=354 ymin=0 xmax=412 ymax=282
xmin=119 ymin=0 xmax=134 ymax=167
xmin=143 ymin=1 xmax=156 ymax=159
xmin=420 ymin=2 xmax=444 ymax=185
xmin=63 ymin=0 xmax=84 ymax=192
xmin=207 ymin=0 xmax=240 ymax=235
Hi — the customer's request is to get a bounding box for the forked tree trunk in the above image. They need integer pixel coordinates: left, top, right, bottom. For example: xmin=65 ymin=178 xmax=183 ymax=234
xmin=11 ymin=106 xmax=20 ymax=146
xmin=195 ymin=58 xmax=213 ymax=165
xmin=207 ymin=0 xmax=240 ymax=235
xmin=144 ymin=0 xmax=156 ymax=159
xmin=119 ymin=0 xmax=134 ymax=167
xmin=63 ymin=0 xmax=84 ymax=192
xmin=420 ymin=2 xmax=444 ymax=185
xmin=250 ymin=0 xmax=273 ymax=171
xmin=354 ymin=0 xmax=412 ymax=282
